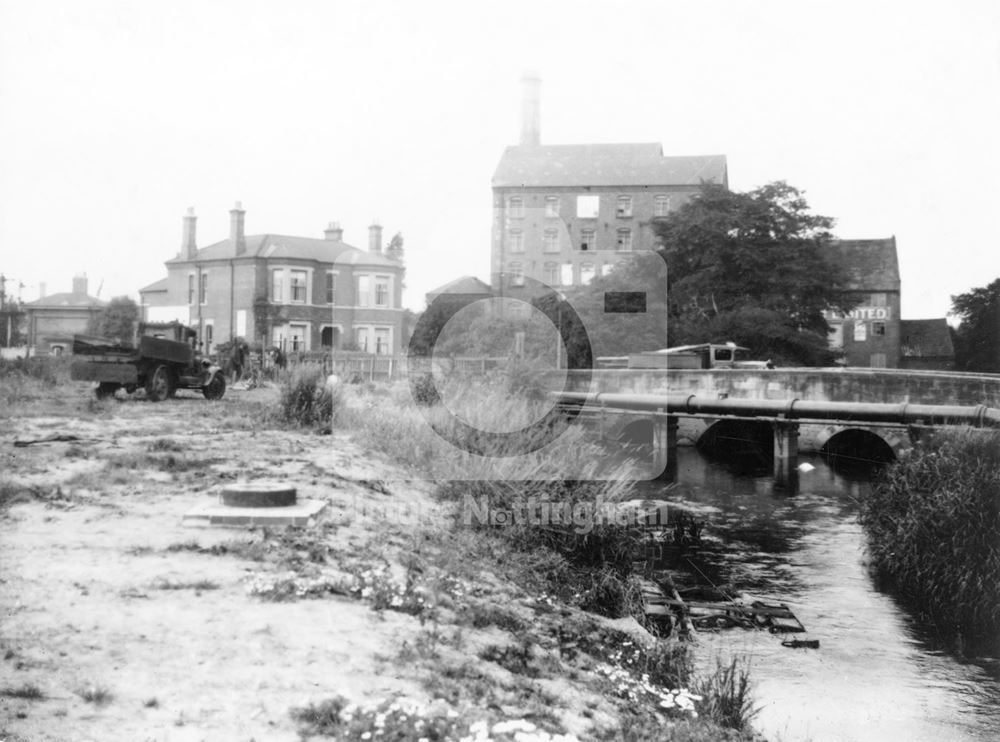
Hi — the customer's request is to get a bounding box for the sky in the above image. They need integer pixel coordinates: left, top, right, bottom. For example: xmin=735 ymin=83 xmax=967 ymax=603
xmin=1 ymin=0 xmax=998 ymax=318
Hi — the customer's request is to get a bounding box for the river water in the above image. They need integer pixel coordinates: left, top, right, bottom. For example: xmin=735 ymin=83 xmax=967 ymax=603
xmin=637 ymin=448 xmax=1000 ymax=742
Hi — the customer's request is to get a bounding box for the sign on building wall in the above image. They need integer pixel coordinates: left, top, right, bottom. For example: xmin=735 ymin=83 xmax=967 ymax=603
xmin=854 ymin=321 xmax=867 ymax=342
xmin=822 ymin=306 xmax=892 ymax=321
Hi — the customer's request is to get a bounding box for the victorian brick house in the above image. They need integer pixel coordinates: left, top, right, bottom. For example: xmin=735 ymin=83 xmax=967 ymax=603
xmin=139 ymin=204 xmax=406 ymax=355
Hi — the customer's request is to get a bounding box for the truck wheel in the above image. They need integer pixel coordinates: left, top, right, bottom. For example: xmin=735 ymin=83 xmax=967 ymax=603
xmin=203 ymin=372 xmax=226 ymax=400
xmin=146 ymin=364 xmax=172 ymax=402
xmin=96 ymin=382 xmax=120 ymax=399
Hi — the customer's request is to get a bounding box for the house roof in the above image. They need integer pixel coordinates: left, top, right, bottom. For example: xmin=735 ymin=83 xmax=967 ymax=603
xmin=826 ymin=237 xmax=900 ymax=290
xmin=166 ymin=234 xmax=401 ymax=269
xmin=426 ymin=276 xmax=493 ymax=298
xmin=139 ymin=277 xmax=168 ymax=294
xmin=900 ymin=318 xmax=955 ymax=358
xmin=25 ymin=292 xmax=106 ymax=309
xmin=492 ymin=144 xmax=728 ymax=188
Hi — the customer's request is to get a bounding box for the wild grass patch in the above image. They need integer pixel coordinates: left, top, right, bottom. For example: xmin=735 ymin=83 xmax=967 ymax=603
xmin=859 ymin=428 xmax=1000 ymax=652
xmin=276 ymin=365 xmax=342 ymax=428
xmin=75 ymin=683 xmax=114 ymax=706
xmin=152 ymin=578 xmax=220 ymax=591
xmin=1 ymin=683 xmax=44 ymax=700
xmin=693 ymin=657 xmax=758 ymax=731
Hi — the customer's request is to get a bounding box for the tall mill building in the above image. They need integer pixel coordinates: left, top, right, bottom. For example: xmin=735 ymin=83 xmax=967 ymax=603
xmin=490 ymin=74 xmax=727 ymax=297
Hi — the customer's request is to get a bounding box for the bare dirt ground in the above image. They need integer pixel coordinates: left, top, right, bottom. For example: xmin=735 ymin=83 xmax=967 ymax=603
xmin=1 ymin=387 xmax=445 ymax=741
xmin=1 ymin=383 xmax=670 ymax=742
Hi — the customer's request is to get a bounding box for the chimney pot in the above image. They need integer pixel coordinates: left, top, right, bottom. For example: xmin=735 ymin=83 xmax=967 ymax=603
xmin=324 ymin=221 xmax=344 ymax=242
xmin=368 ymin=222 xmax=383 ymax=255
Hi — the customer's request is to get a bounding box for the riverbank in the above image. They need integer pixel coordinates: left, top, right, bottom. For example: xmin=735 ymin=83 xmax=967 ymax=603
xmin=859 ymin=428 xmax=1000 ymax=655
xmin=1 ymin=365 xmax=761 ymax=741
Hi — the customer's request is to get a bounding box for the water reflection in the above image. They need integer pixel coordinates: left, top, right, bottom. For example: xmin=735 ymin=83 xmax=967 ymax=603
xmin=636 ymin=448 xmax=1000 ymax=742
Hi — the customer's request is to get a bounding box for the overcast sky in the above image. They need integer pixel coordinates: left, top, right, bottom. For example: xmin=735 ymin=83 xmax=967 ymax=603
xmin=1 ymin=0 xmax=997 ymax=318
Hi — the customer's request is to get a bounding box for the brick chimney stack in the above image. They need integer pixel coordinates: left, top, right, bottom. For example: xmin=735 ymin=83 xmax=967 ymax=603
xmin=230 ymin=201 xmax=246 ymax=255
xmin=324 ymin=221 xmax=344 ymax=242
xmin=520 ymin=71 xmax=541 ymax=147
xmin=368 ymin=221 xmax=383 ymax=255
xmin=182 ymin=207 xmax=197 ymax=260
xmin=72 ymin=273 xmax=88 ymax=296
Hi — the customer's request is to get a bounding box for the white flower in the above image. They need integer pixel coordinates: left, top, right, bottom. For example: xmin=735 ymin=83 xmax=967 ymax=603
xmin=493 ymin=719 xmax=537 ymax=734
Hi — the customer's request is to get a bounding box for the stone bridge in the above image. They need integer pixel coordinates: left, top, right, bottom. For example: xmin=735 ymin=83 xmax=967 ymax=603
xmin=555 ymin=367 xmax=1000 ymax=484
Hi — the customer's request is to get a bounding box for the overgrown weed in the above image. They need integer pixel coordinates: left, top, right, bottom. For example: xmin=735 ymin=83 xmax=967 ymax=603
xmin=860 ymin=428 xmax=1000 ymax=652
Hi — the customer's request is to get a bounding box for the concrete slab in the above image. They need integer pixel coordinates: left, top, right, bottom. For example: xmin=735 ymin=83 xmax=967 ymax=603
xmin=183 ymin=498 xmax=328 ymax=528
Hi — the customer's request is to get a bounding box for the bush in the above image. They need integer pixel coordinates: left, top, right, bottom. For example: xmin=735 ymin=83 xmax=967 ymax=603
xmin=859 ymin=428 xmax=1000 ymax=652
xmin=277 ymin=365 xmax=341 ymax=428
xmin=411 ymin=372 xmax=440 ymax=406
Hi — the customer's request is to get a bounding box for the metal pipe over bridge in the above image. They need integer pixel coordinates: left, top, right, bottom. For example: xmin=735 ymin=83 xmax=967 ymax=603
xmin=554 ymin=392 xmax=1000 ymax=490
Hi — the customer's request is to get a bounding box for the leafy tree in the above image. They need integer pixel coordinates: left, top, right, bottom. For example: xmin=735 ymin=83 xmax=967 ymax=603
xmin=650 ymin=181 xmax=856 ymax=365
xmin=88 ymin=296 xmax=140 ymax=343
xmin=951 ymin=278 xmax=1000 ymax=372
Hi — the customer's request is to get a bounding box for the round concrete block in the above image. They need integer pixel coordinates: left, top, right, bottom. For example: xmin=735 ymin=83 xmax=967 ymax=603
xmin=220 ymin=482 xmax=297 ymax=508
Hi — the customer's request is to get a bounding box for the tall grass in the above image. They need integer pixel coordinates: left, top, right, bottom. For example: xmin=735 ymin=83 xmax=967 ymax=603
xmin=859 ymin=428 xmax=1000 ymax=653
xmin=694 ymin=657 xmax=758 ymax=731
xmin=341 ymin=372 xmax=650 ymax=617
xmin=0 ymin=356 xmax=69 ymax=409
xmin=276 ymin=365 xmax=341 ymax=428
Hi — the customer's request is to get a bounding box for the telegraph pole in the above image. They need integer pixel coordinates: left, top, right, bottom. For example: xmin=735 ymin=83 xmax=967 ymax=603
xmin=0 ymin=273 xmax=7 ymax=347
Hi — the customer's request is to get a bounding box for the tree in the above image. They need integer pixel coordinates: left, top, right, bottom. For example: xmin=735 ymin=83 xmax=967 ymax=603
xmin=649 ymin=181 xmax=856 ymax=365
xmin=88 ymin=296 xmax=140 ymax=343
xmin=951 ymin=278 xmax=1000 ymax=372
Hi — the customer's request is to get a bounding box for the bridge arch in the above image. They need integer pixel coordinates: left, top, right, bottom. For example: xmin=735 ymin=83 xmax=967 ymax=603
xmin=697 ymin=419 xmax=773 ymax=474
xmin=814 ymin=425 xmax=903 ymax=467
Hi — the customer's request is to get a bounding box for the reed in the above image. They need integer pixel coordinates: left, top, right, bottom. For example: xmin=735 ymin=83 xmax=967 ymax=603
xmin=859 ymin=428 xmax=1000 ymax=652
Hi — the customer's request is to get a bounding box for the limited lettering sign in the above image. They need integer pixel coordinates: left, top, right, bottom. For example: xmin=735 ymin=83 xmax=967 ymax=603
xmin=823 ymin=306 xmax=892 ymax=321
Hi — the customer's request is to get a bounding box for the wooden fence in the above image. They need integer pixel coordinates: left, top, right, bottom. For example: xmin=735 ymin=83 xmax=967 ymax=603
xmin=280 ymin=352 xmax=508 ymax=382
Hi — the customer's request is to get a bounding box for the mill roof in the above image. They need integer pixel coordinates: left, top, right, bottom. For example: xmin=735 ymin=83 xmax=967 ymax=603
xmin=492 ymin=144 xmax=728 ymax=189
xmin=826 ymin=237 xmax=900 ymax=290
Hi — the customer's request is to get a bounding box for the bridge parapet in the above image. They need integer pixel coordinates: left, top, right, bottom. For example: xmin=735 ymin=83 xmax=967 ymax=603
xmin=561 ymin=368 xmax=1000 ymax=407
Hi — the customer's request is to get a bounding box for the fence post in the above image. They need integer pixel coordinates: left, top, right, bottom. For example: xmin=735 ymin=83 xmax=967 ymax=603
xmin=369 ymin=356 xmax=375 ymax=381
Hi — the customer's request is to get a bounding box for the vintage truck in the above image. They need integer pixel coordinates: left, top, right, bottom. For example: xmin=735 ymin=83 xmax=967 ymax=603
xmin=597 ymin=343 xmax=773 ymax=370
xmin=70 ymin=321 xmax=226 ymax=401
